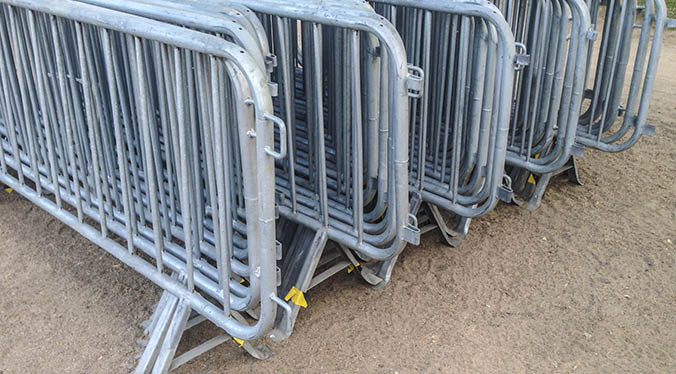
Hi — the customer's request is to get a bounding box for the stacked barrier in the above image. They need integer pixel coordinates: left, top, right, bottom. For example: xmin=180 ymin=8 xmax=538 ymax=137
xmin=579 ymin=0 xmax=666 ymax=151
xmin=508 ymin=0 xmax=667 ymax=208
xmin=0 ymin=0 xmax=667 ymax=371
xmin=0 ymin=0 xmax=291 ymax=370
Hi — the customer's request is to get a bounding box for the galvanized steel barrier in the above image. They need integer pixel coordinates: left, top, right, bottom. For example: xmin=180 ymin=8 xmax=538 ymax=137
xmin=499 ymin=0 xmax=595 ymax=209
xmin=0 ymin=0 xmax=292 ymax=370
xmin=370 ymin=0 xmax=516 ymax=219
xmin=0 ymin=0 xmax=668 ymax=371
xmin=509 ymin=0 xmax=666 ymax=209
xmin=577 ymin=0 xmax=666 ymax=152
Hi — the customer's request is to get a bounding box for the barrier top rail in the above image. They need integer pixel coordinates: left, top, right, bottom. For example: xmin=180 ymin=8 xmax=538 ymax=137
xmin=77 ymin=0 xmax=270 ymax=72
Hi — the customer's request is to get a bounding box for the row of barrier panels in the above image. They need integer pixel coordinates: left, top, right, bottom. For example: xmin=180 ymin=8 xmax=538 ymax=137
xmin=0 ymin=0 xmax=667 ymax=371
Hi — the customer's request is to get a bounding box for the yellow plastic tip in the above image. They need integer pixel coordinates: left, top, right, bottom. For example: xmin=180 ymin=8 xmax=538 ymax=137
xmin=284 ymin=286 xmax=308 ymax=308
xmin=233 ymin=337 xmax=244 ymax=347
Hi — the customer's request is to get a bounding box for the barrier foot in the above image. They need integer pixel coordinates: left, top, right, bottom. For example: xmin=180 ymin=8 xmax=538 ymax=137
xmin=525 ymin=157 xmax=583 ymax=211
xmin=423 ymin=203 xmax=469 ymax=248
xmin=524 ymin=173 xmax=554 ymax=211
xmin=136 ymin=291 xmax=272 ymax=373
xmin=565 ymin=157 xmax=583 ymax=186
xmin=358 ymin=256 xmax=398 ymax=290
xmin=351 ymin=202 xmax=471 ymax=291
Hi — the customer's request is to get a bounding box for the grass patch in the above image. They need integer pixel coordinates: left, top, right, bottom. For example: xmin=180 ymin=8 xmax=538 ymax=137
xmin=667 ymin=0 xmax=676 ymax=19
xmin=639 ymin=0 xmax=676 ymax=19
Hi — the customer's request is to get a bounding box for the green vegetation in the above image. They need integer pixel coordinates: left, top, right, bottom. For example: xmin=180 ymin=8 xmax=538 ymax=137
xmin=639 ymin=0 xmax=676 ymax=19
xmin=667 ymin=0 xmax=676 ymax=19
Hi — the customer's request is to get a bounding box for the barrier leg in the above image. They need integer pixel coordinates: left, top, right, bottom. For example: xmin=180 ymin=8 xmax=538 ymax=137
xmin=423 ymin=203 xmax=469 ymax=248
xmin=137 ymin=292 xmax=273 ymax=373
xmin=271 ymin=219 xmax=329 ymax=342
xmin=525 ymin=157 xmax=583 ymax=211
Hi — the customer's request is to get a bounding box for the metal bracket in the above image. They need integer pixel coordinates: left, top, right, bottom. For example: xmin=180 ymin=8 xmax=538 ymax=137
xmin=263 ymin=112 xmax=287 ymax=160
xmin=617 ymin=105 xmax=626 ymax=117
xmin=497 ymin=175 xmax=514 ymax=203
xmin=402 ymin=213 xmax=421 ymax=245
xmin=275 ymin=240 xmax=282 ymax=261
xmin=267 ymin=82 xmax=279 ymax=97
xmin=586 ymin=29 xmax=598 ymax=41
xmin=265 ymin=53 xmax=278 ymax=69
xmin=570 ymin=143 xmax=585 ymax=158
xmin=641 ymin=124 xmax=656 ymax=137
xmin=666 ymin=18 xmax=676 ymax=29
xmin=407 ymin=65 xmax=424 ymax=99
xmin=514 ymin=42 xmax=530 ymax=71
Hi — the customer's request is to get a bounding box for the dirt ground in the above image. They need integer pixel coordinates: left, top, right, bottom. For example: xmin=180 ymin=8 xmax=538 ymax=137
xmin=1 ymin=32 xmax=675 ymax=374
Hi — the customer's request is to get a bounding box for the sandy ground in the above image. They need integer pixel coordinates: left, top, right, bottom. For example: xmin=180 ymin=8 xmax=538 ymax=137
xmin=1 ymin=33 xmax=675 ymax=374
